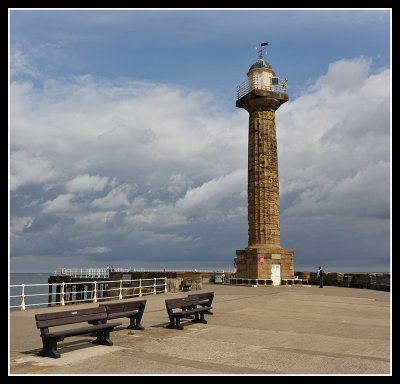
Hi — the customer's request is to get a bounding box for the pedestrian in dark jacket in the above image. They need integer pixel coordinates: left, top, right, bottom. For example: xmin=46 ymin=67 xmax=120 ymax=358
xmin=317 ymin=266 xmax=324 ymax=288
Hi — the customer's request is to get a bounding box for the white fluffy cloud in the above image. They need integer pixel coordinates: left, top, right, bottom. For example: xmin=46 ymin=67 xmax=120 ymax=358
xmin=279 ymin=56 xmax=390 ymax=219
xmin=66 ymin=174 xmax=109 ymax=194
xmin=277 ymin=56 xmax=390 ymax=270
xmin=9 ymin=56 xmax=390 ymax=271
xmin=10 ymin=150 xmax=56 ymax=191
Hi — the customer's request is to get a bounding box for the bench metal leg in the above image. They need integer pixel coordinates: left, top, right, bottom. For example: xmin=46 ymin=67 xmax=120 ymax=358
xmin=127 ymin=316 xmax=144 ymax=330
xmin=38 ymin=338 xmax=60 ymax=359
xmin=92 ymin=329 xmax=113 ymax=346
xmin=166 ymin=316 xmax=184 ymax=330
xmin=191 ymin=312 xmax=207 ymax=324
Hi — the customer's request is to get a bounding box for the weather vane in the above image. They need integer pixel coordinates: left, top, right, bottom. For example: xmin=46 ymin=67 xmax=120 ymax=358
xmin=255 ymin=42 xmax=269 ymax=59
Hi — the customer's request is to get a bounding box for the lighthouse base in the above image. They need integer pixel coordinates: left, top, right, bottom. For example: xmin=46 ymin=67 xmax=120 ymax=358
xmin=235 ymin=246 xmax=294 ymax=285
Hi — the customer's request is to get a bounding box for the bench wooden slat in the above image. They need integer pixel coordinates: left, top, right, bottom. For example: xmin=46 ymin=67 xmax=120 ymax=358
xmin=100 ymin=299 xmax=145 ymax=314
xmin=36 ymin=313 xmax=108 ymax=328
xmin=99 ymin=299 xmax=147 ymax=330
xmin=165 ymin=296 xmax=200 ymax=310
xmin=36 ymin=307 xmax=107 ymax=328
xmin=188 ymin=292 xmax=214 ymax=314
xmin=189 ymin=292 xmax=214 ymax=301
xmin=102 ymin=303 xmax=126 ymax=313
xmin=35 ymin=306 xmax=105 ymax=321
xmin=107 ymin=310 xmax=137 ymax=320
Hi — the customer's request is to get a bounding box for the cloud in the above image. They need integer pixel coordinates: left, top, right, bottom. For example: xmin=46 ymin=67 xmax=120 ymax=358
xmin=175 ymin=168 xmax=247 ymax=221
xmin=75 ymin=246 xmax=111 ymax=255
xmin=9 ymin=55 xmax=390 ymax=272
xmin=42 ymin=193 xmax=75 ymax=213
xmin=10 ymin=150 xmax=56 ymax=191
xmin=90 ymin=184 xmax=131 ymax=210
xmin=66 ymin=174 xmax=109 ymax=194
xmin=10 ymin=50 xmax=39 ymax=78
xmin=9 ymin=73 xmax=248 ymax=269
xmin=278 ymin=56 xmax=390 ymax=270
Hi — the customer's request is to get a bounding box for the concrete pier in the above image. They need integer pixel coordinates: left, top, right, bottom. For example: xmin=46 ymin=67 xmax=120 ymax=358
xmin=9 ymin=284 xmax=390 ymax=375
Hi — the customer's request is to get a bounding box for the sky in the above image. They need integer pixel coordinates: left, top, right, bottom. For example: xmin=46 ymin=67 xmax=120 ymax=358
xmin=9 ymin=9 xmax=391 ymax=273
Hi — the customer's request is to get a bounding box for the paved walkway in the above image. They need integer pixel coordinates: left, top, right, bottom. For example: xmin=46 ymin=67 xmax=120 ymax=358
xmin=9 ymin=284 xmax=391 ymax=375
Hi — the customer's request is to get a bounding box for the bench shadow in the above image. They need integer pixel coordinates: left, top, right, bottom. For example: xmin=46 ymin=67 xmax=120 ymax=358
xmin=150 ymin=318 xmax=201 ymax=329
xmin=21 ymin=338 xmax=98 ymax=357
xmin=21 ymin=327 xmax=126 ymax=357
xmin=150 ymin=322 xmax=171 ymax=328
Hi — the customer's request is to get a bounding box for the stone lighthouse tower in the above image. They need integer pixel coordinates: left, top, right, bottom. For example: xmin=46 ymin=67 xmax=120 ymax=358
xmin=235 ymin=43 xmax=294 ymax=285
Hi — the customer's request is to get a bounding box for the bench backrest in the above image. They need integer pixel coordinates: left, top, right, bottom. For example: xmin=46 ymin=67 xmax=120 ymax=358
xmin=188 ymin=292 xmax=213 ymax=301
xmin=165 ymin=296 xmax=200 ymax=310
xmin=35 ymin=306 xmax=108 ymax=329
xmin=100 ymin=300 xmax=146 ymax=314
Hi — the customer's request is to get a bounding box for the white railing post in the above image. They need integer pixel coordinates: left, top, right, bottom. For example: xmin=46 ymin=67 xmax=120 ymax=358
xmin=93 ymin=281 xmax=97 ymax=303
xmin=60 ymin=282 xmax=65 ymax=306
xmin=21 ymin=284 xmax=26 ymax=311
xmin=164 ymin=277 xmax=168 ymax=293
xmin=153 ymin=278 xmax=157 ymax=295
xmin=139 ymin=279 xmax=142 ymax=297
xmin=119 ymin=280 xmax=123 ymax=300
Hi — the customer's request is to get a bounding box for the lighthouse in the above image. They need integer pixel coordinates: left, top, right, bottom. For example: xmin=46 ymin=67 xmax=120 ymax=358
xmin=235 ymin=43 xmax=294 ymax=285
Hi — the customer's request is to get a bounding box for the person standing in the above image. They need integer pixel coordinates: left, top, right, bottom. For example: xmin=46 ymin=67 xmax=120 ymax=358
xmin=317 ymin=266 xmax=324 ymax=288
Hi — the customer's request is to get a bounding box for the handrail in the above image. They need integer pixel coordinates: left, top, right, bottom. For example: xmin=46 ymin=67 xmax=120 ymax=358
xmin=53 ymin=267 xmax=131 ymax=278
xmin=237 ymin=77 xmax=287 ymax=100
xmin=10 ymin=277 xmax=168 ymax=310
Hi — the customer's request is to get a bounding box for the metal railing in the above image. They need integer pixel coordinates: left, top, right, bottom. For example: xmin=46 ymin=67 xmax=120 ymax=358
xmin=53 ymin=268 xmax=131 ymax=278
xmin=237 ymin=77 xmax=287 ymax=100
xmin=10 ymin=277 xmax=167 ymax=311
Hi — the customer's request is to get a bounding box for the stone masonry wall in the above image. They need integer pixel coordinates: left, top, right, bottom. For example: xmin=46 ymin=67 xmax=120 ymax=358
xmin=248 ymin=109 xmax=281 ymax=247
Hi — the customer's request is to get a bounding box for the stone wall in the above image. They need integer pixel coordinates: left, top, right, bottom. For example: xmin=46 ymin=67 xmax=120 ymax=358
xmin=295 ymin=271 xmax=390 ymax=291
xmin=106 ymin=271 xmax=205 ymax=296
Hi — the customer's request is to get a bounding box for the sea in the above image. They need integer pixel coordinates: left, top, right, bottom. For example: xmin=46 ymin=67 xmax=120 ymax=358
xmin=10 ymin=272 xmax=54 ymax=311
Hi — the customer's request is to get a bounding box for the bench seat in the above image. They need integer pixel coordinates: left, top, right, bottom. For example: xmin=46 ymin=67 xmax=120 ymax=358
xmin=41 ymin=322 xmax=120 ymax=339
xmin=172 ymin=306 xmax=212 ymax=318
xmin=107 ymin=310 xmax=137 ymax=320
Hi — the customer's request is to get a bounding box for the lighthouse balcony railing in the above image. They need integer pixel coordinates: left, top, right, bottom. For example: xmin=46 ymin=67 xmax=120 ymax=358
xmin=237 ymin=78 xmax=287 ymax=100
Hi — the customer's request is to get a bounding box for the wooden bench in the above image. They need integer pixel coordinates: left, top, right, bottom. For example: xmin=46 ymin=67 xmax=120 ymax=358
xmin=35 ymin=306 xmax=122 ymax=359
xmin=165 ymin=295 xmax=212 ymax=330
xmin=180 ymin=281 xmax=192 ymax=291
xmin=188 ymin=292 xmax=214 ymax=315
xmin=99 ymin=299 xmax=146 ymax=330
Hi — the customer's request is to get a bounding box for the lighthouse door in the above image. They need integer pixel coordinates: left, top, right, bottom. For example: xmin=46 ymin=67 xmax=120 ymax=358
xmin=271 ymin=264 xmax=281 ymax=286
